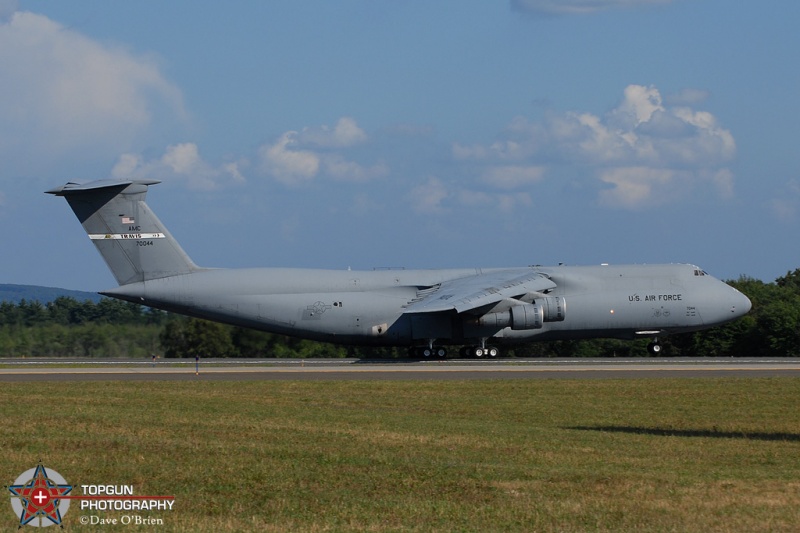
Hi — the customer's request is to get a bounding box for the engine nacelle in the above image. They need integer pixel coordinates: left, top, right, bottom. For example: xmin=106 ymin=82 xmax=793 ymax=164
xmin=476 ymin=303 xmax=541 ymax=330
xmin=475 ymin=297 xmax=567 ymax=330
xmin=509 ymin=303 xmax=543 ymax=330
xmin=540 ymin=296 xmax=566 ymax=322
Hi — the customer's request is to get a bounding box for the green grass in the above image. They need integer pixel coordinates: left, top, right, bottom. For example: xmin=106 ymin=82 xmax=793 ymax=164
xmin=3 ymin=378 xmax=800 ymax=532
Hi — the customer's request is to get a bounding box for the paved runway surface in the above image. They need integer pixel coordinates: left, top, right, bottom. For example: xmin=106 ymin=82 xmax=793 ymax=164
xmin=1 ymin=358 xmax=799 ymax=381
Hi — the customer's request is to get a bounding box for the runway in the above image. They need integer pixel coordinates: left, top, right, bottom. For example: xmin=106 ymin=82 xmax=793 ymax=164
xmin=1 ymin=358 xmax=799 ymax=381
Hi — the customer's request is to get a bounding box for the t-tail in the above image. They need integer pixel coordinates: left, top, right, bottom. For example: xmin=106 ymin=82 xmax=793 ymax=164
xmin=47 ymin=179 xmax=198 ymax=285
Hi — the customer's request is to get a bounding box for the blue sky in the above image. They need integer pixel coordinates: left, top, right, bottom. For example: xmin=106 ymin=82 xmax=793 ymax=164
xmin=1 ymin=0 xmax=798 ymax=291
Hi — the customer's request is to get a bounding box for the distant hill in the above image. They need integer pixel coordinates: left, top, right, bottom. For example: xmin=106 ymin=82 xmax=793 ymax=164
xmin=0 ymin=284 xmax=104 ymax=304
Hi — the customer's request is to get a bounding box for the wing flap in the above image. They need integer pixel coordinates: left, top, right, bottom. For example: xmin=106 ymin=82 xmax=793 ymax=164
xmin=404 ymin=269 xmax=556 ymax=314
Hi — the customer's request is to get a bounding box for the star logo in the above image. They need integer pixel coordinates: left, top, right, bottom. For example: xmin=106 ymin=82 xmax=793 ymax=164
xmin=303 ymin=301 xmax=332 ymax=320
xmin=7 ymin=464 xmax=72 ymax=528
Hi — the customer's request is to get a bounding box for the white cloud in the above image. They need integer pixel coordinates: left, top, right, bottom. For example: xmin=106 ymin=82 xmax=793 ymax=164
xmin=111 ymin=153 xmax=144 ymax=179
xmin=258 ymin=118 xmax=387 ymax=186
xmin=259 ymin=131 xmax=322 ymax=185
xmin=512 ymin=0 xmax=672 ymax=15
xmin=162 ymin=143 xmax=203 ymax=175
xmin=453 ymin=138 xmax=532 ymax=161
xmin=711 ymin=169 xmax=734 ymax=199
xmin=599 ymin=167 xmax=734 ymax=209
xmin=223 ymin=162 xmax=246 ymax=184
xmin=598 ymin=166 xmax=677 ymax=208
xmin=769 ymin=180 xmax=800 ymax=222
xmin=410 ymin=177 xmax=450 ymax=214
xmin=0 ymin=11 xmax=184 ymax=158
xmin=111 ymin=143 xmax=245 ymax=190
xmin=456 ymin=84 xmax=736 ymax=209
xmin=298 ymin=117 xmax=367 ymax=148
xmin=409 ymin=176 xmax=534 ymax=215
xmin=324 ymin=155 xmax=389 ymax=183
xmin=610 ymin=84 xmax=663 ymax=127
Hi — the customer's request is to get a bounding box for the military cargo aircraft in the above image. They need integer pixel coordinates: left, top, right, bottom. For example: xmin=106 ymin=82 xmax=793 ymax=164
xmin=48 ymin=179 xmax=751 ymax=357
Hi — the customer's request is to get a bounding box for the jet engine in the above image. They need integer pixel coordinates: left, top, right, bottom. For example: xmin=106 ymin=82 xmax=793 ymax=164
xmin=476 ymin=296 xmax=566 ymax=330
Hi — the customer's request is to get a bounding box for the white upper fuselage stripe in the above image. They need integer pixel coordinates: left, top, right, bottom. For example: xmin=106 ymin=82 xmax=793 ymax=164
xmin=88 ymin=233 xmax=165 ymax=240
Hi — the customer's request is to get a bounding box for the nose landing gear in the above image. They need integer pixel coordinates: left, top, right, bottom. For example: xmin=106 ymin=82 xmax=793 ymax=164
xmin=647 ymin=339 xmax=662 ymax=355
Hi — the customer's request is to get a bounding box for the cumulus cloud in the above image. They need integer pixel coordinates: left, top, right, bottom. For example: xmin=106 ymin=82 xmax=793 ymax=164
xmin=512 ymin=0 xmax=672 ymax=15
xmin=296 ymin=117 xmax=368 ymax=148
xmin=259 ymin=132 xmax=321 ymax=185
xmin=598 ymin=167 xmax=677 ymax=208
xmin=410 ymin=177 xmax=450 ymax=214
xmin=111 ymin=143 xmax=245 ymax=190
xmin=0 ymin=11 xmax=185 ymax=158
xmin=409 ymin=176 xmax=534 ymax=215
xmin=455 ymin=84 xmax=736 ymax=209
xmin=258 ymin=118 xmax=387 ymax=186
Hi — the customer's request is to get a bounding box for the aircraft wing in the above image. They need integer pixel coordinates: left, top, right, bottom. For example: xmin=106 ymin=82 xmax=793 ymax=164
xmin=404 ymin=269 xmax=556 ymax=315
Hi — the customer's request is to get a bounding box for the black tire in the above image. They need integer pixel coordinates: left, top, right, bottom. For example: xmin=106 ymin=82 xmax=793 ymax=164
xmin=647 ymin=342 xmax=662 ymax=355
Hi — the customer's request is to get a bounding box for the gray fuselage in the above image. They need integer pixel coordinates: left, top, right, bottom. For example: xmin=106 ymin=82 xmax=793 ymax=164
xmin=103 ymin=263 xmax=750 ymax=347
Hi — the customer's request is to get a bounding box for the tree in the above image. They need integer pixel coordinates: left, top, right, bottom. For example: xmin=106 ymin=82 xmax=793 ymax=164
xmin=160 ymin=317 xmax=235 ymax=358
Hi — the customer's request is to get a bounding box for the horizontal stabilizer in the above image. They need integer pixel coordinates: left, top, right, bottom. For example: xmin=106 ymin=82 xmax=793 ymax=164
xmin=46 ymin=179 xmax=161 ymax=196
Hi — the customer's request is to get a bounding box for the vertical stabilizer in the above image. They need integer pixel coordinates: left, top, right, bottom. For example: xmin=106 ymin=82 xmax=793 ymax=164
xmin=47 ymin=179 xmax=198 ymax=285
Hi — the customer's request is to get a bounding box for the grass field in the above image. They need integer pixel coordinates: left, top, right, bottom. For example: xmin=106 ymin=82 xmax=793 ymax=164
xmin=3 ymin=377 xmax=800 ymax=532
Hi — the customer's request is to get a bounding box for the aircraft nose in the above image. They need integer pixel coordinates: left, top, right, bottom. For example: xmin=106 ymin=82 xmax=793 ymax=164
xmin=730 ymin=288 xmax=752 ymax=318
xmin=702 ymin=281 xmax=752 ymax=326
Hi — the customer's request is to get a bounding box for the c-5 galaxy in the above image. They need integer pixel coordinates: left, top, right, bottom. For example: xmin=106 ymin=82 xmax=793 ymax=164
xmin=48 ymin=179 xmax=751 ymax=357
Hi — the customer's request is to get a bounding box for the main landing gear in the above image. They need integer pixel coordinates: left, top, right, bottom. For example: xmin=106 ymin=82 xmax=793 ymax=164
xmin=409 ymin=346 xmax=448 ymax=359
xmin=459 ymin=345 xmax=499 ymax=358
xmin=408 ymin=341 xmax=501 ymax=359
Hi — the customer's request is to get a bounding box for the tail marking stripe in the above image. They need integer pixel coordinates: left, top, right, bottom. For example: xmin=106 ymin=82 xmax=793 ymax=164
xmin=88 ymin=233 xmax=166 ymax=240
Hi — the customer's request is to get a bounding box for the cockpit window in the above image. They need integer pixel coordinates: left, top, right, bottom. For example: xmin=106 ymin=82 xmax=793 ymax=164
xmin=694 ymin=269 xmax=707 ymax=276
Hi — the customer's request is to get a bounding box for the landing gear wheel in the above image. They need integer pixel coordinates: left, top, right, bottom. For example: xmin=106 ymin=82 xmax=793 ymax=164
xmin=647 ymin=342 xmax=662 ymax=355
xmin=435 ymin=347 xmax=448 ymax=359
xmin=474 ymin=347 xmax=485 ymax=358
xmin=487 ymin=346 xmax=499 ymax=358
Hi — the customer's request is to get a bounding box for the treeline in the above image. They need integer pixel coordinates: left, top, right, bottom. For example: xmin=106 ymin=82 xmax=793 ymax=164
xmin=0 ymin=297 xmax=166 ymax=358
xmin=0 ymin=297 xmax=377 ymax=358
xmin=2 ymin=270 xmax=800 ymax=358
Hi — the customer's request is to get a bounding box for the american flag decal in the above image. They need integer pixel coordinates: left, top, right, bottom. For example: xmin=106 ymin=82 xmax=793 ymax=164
xmin=121 ymin=216 xmax=135 ymax=224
